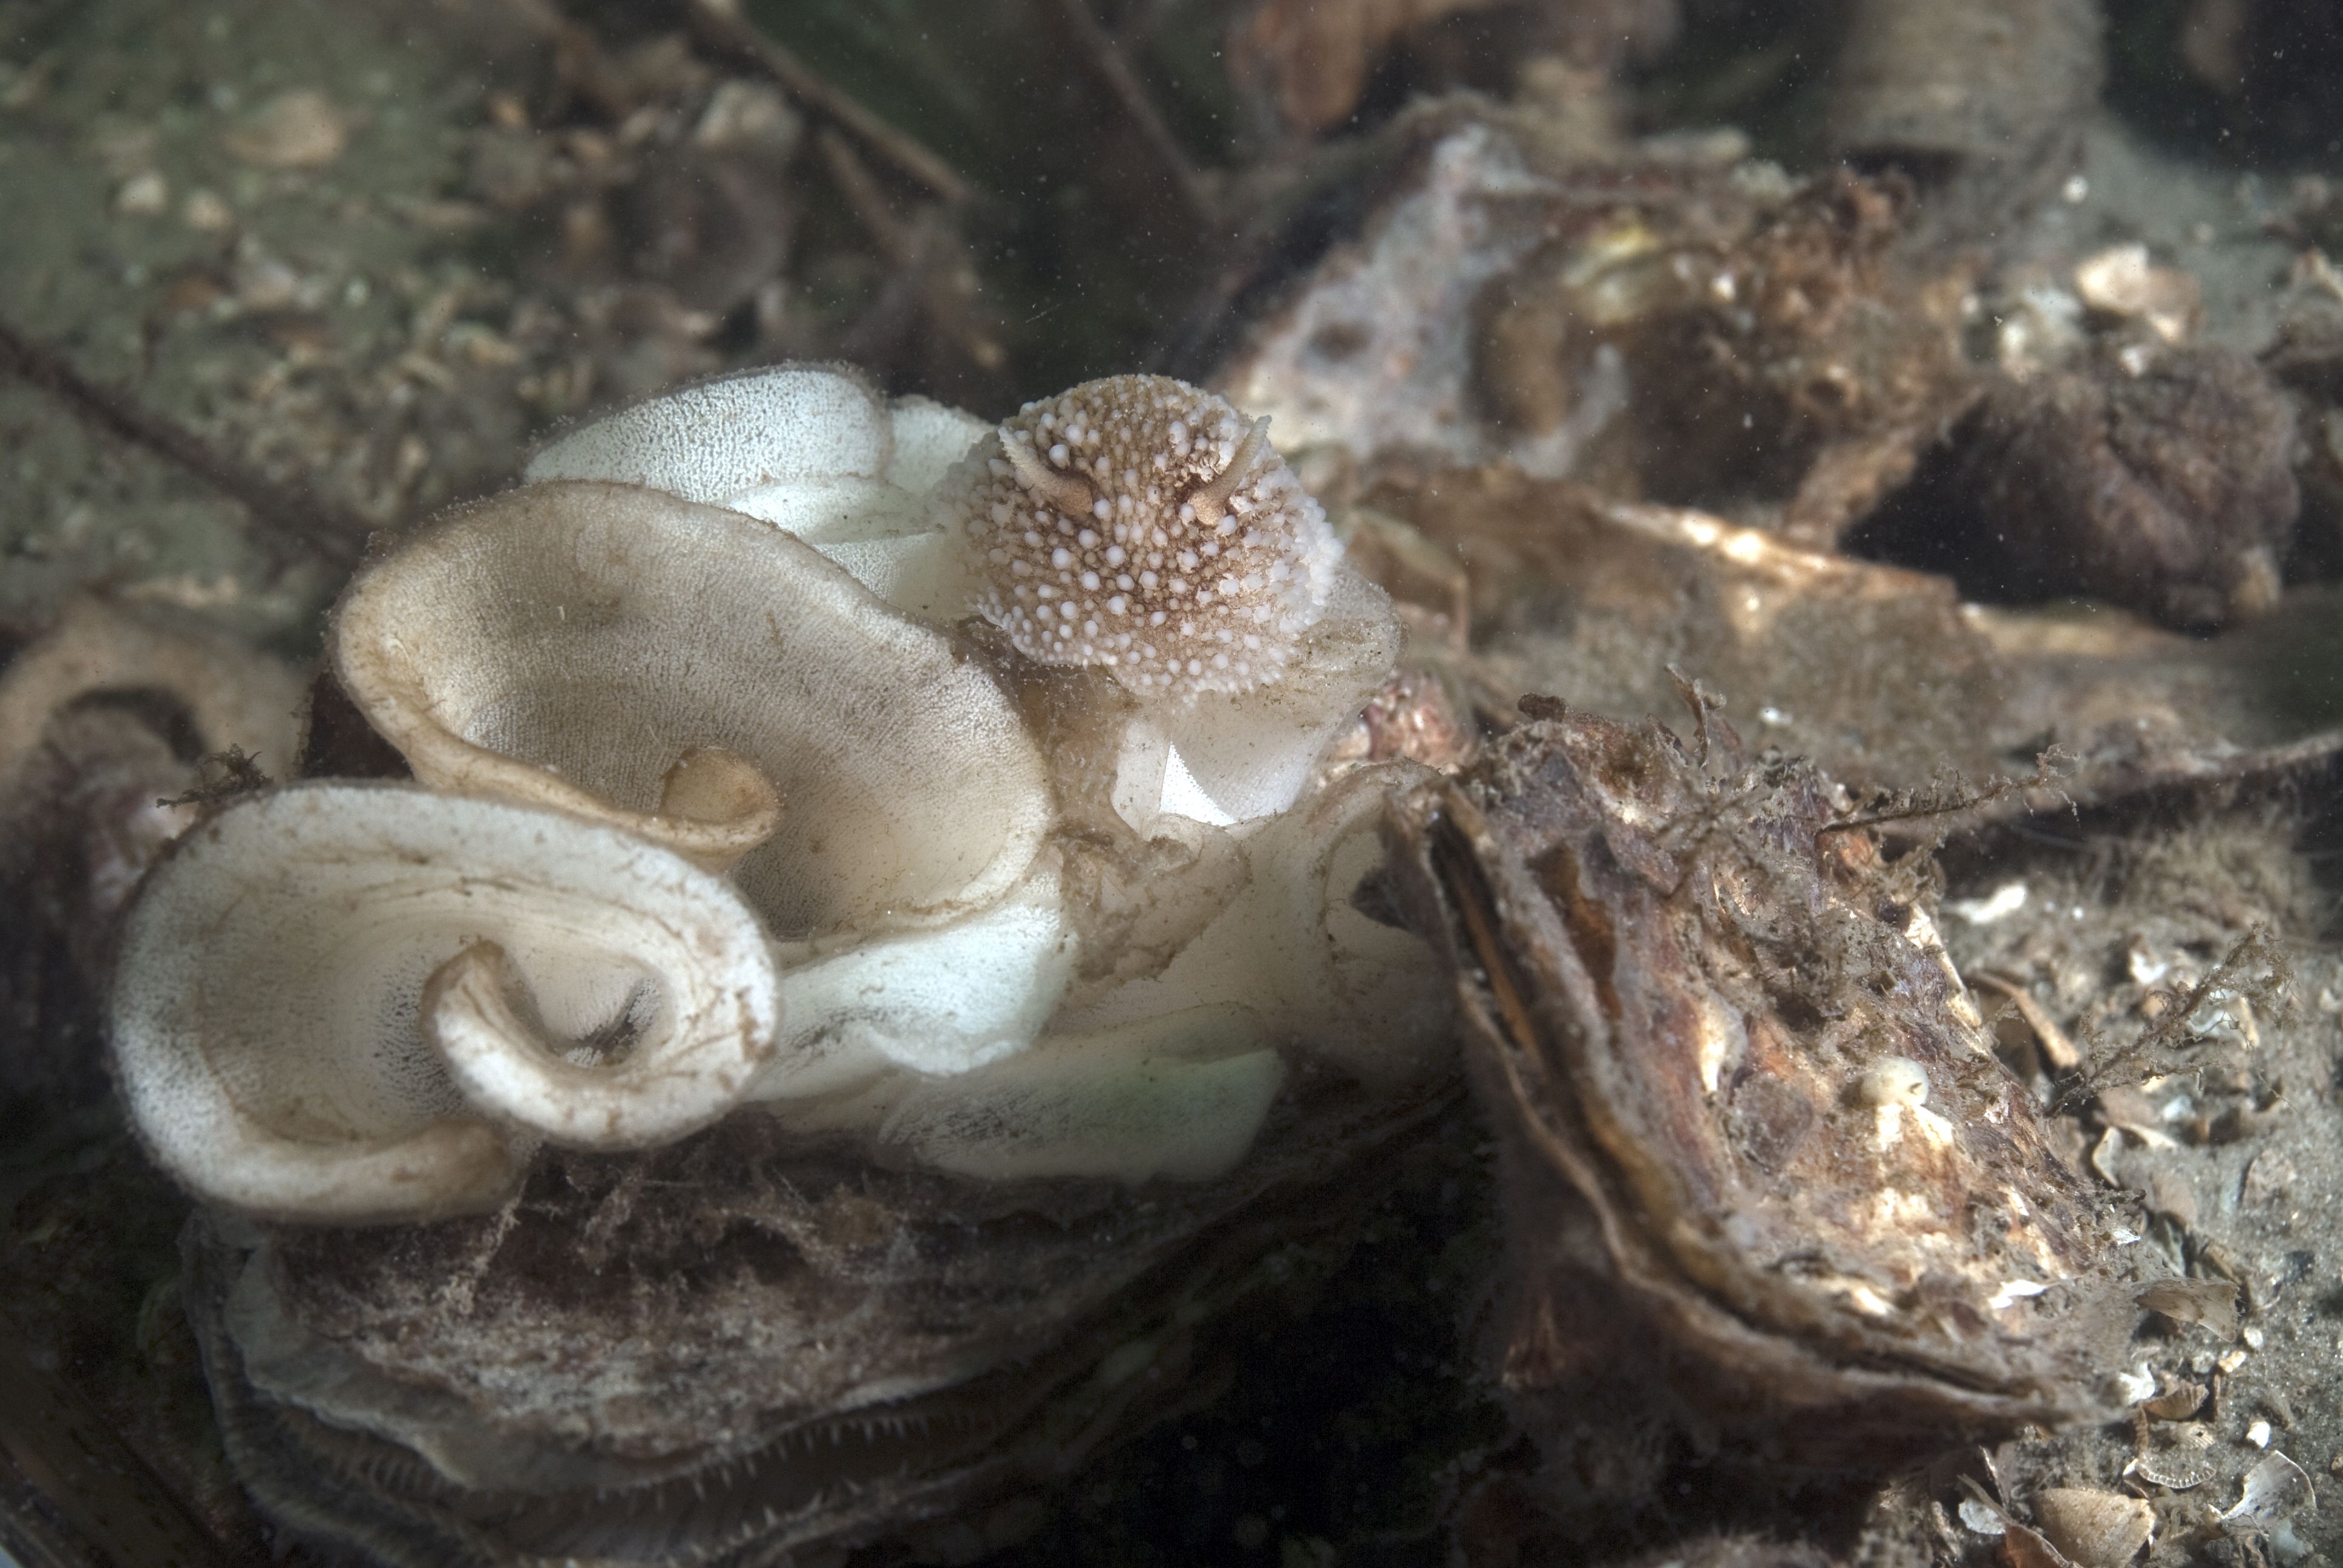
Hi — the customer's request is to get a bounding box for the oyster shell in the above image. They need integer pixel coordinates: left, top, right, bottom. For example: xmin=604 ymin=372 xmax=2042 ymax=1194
xmin=1383 ymin=702 xmax=2129 ymax=1489
xmin=181 ymin=1080 xmax=1454 ymax=1566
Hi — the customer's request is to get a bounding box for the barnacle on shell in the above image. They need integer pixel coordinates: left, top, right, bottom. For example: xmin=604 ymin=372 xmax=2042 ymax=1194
xmin=939 ymin=374 xmax=1341 ymax=700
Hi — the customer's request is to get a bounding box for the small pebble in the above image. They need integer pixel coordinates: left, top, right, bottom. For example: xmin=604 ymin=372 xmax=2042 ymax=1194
xmin=114 ymin=170 xmax=168 ymax=216
xmin=183 ymin=188 xmax=234 ymax=232
xmin=223 ymin=88 xmax=347 ymax=170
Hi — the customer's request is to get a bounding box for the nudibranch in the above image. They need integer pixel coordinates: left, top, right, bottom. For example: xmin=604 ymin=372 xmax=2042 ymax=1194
xmin=107 ymin=363 xmax=1450 ymax=1225
xmin=97 ymin=364 xmax=1463 ymax=1568
xmin=940 ymin=374 xmax=1339 ymax=699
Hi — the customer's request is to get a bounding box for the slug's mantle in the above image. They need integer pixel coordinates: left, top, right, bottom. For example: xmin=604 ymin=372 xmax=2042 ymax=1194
xmin=941 ymin=374 xmax=1340 ymax=699
xmin=108 ymin=363 xmax=1446 ymax=1226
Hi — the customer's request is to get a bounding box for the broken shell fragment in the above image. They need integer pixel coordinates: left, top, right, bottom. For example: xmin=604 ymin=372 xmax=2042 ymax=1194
xmin=220 ymin=87 xmax=348 ymax=170
xmin=109 ymin=783 xmax=782 ymax=1223
xmin=1384 ymin=706 xmax=2125 ymax=1473
xmin=2135 ymin=1278 xmax=2240 ymax=1341
xmin=2073 ymin=244 xmax=2200 ymax=344
xmin=2001 ymin=1524 xmax=2072 ymax=1568
xmin=2030 ymin=1488 xmax=2154 ymax=1568
xmin=2218 ymin=1449 xmax=2313 ymax=1529
xmin=1855 ymin=1056 xmax=1930 ymax=1107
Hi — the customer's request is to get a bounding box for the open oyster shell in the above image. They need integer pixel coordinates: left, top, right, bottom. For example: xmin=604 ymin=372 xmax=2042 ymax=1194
xmin=1383 ymin=703 xmax=2130 ymax=1485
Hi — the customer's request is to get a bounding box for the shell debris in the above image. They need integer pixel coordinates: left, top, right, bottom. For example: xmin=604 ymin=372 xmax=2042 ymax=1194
xmin=2030 ymin=1487 xmax=2154 ymax=1568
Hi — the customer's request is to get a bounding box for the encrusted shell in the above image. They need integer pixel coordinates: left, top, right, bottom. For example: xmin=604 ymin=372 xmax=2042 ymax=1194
xmin=1384 ymin=704 xmax=2127 ymax=1479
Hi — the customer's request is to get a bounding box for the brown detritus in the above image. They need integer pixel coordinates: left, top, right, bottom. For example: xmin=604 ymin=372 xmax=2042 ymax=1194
xmin=0 ymin=1318 xmax=239 ymax=1568
xmin=1925 ymin=347 xmax=2300 ymax=632
xmin=293 ymin=665 xmax=413 ymax=783
xmin=1972 ymin=971 xmax=2084 ymax=1072
xmin=2027 ymin=1487 xmax=2154 ymax=1568
xmin=2152 ymin=0 xmax=2343 ymax=160
xmin=1476 ymin=169 xmax=1978 ymax=546
xmin=1826 ymin=0 xmax=2103 ymax=240
xmin=0 ymin=706 xmax=195 ymax=1114
xmin=2083 ymin=927 xmax=2290 ymax=1096
xmin=1235 ymin=0 xmax=1510 ymax=132
xmin=465 ymin=57 xmax=802 ymax=320
xmin=154 ymin=746 xmax=271 ymax=812
xmin=2259 ymin=280 xmax=2343 ymax=583
xmin=1815 ymin=751 xmax=2074 ymax=851
xmin=618 ymin=140 xmax=799 ymax=317
xmin=1335 ymin=506 xmax=1473 ymax=649
xmin=818 ymin=131 xmax=1010 ymax=400
xmin=2209 ymin=1095 xmax=2287 ymax=1144
xmin=677 ymin=0 xmax=978 ymax=211
xmin=0 ymin=319 xmax=376 ymax=572
xmin=1383 ymin=471 xmax=2019 ymax=791
xmin=1383 ymin=708 xmax=2126 ymax=1492
xmin=2264 ymin=187 xmax=2343 ymax=286
xmin=2141 ymin=1169 xmax=2200 ymax=1233
xmin=1038 ymin=0 xmax=1216 ymax=231
xmin=1231 ymin=0 xmax=1679 ymax=136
